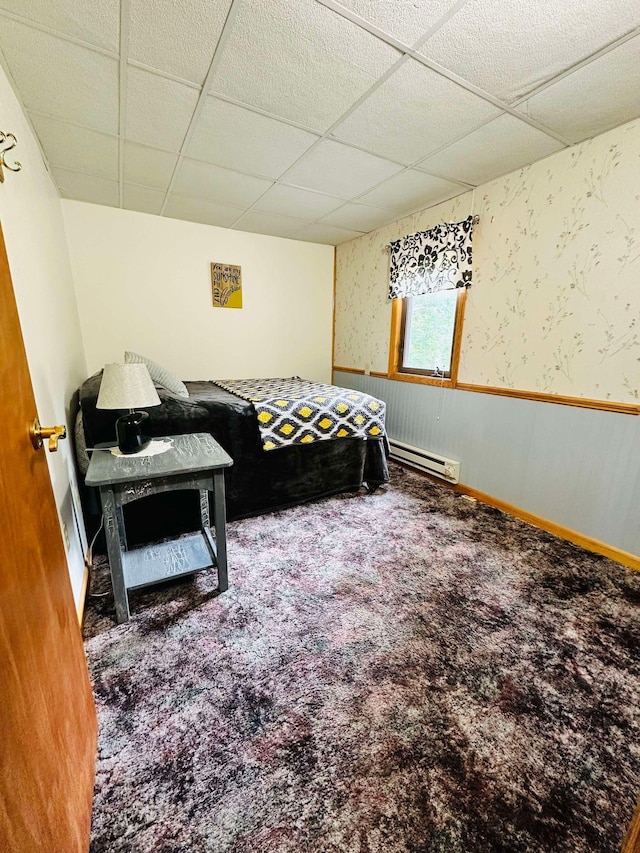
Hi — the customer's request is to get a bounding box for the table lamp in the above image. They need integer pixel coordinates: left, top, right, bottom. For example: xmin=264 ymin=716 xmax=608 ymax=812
xmin=96 ymin=363 xmax=161 ymax=454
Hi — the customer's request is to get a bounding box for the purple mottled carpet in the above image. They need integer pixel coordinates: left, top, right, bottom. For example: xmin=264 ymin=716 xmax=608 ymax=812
xmin=84 ymin=463 xmax=640 ymax=853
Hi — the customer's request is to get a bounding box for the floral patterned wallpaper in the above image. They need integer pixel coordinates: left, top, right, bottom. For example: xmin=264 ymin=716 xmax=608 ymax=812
xmin=334 ymin=118 xmax=640 ymax=405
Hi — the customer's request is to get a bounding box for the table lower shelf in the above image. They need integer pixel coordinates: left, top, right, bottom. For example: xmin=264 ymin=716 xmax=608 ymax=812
xmin=122 ymin=530 xmax=216 ymax=590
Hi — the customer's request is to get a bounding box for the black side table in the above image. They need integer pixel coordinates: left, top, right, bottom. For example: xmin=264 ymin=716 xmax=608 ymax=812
xmin=85 ymin=432 xmax=233 ymax=623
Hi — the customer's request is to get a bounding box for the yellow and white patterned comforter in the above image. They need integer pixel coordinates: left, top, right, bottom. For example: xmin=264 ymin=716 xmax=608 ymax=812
xmin=214 ymin=378 xmax=386 ymax=452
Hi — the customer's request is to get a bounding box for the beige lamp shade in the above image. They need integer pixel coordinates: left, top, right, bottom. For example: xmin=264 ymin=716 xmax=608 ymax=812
xmin=96 ymin=363 xmax=162 ymax=410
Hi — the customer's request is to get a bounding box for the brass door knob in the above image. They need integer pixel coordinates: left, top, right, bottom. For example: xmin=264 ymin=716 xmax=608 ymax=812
xmin=30 ymin=419 xmax=67 ymax=452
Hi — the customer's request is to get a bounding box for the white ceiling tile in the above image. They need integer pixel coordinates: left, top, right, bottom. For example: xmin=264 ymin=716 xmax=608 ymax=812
xmin=419 ymin=114 xmax=566 ymax=186
xmin=333 ymin=58 xmax=502 ymax=164
xmin=321 ymin=202 xmax=395 ymax=232
xmin=124 ymin=142 xmax=178 ymax=190
xmin=295 ymin=222 xmax=365 ymax=245
xmin=358 ymin=169 xmax=463 ymax=212
xmin=420 ymin=0 xmax=640 ymax=103
xmin=124 ymin=184 xmax=166 ymax=215
xmin=0 ymin=0 xmax=120 ymax=51
xmin=126 ymin=66 xmax=199 ymax=151
xmin=516 ymin=37 xmax=640 ymax=144
xmin=52 ymin=167 xmax=119 ymax=206
xmin=233 ymin=210 xmax=310 ymax=239
xmin=0 ymin=20 xmax=118 ymax=133
xmin=163 ymin=194 xmax=243 ymax=228
xmin=173 ymin=159 xmax=273 ymax=208
xmin=210 ymin=0 xmax=400 ymax=130
xmin=3 ymin=0 xmax=638 ymax=241
xmin=187 ymin=97 xmax=318 ymax=178
xmin=255 ymin=184 xmax=344 ymax=219
xmin=30 ymin=114 xmax=118 ymax=178
xmin=129 ymin=0 xmax=233 ymax=85
xmin=334 ymin=0 xmax=461 ymax=46
xmin=283 ymin=139 xmax=403 ymax=197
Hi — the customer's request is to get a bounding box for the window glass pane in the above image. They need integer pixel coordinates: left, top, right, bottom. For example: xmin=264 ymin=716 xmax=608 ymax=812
xmin=403 ymin=289 xmax=458 ymax=374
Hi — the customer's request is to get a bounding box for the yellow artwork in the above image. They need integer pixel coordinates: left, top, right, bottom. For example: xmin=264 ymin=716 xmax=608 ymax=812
xmin=211 ymin=262 xmax=242 ymax=309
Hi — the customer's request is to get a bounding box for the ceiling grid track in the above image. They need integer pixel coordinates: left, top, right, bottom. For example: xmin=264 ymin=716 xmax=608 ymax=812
xmin=226 ymin=54 xmax=412 ymax=230
xmin=2 ymin=0 xmax=639 ymax=242
xmin=0 ymin=9 xmax=118 ymax=59
xmin=0 ymin=0 xmax=573 ymax=137
xmin=0 ymin=38 xmax=54 ymax=178
xmin=229 ymin=0 xmax=476 ymax=231
xmin=126 ymin=60 xmax=201 ymax=92
xmin=511 ymin=24 xmax=640 ymax=108
xmin=317 ymin=0 xmax=573 ymax=146
xmin=118 ymin=0 xmax=130 ymax=209
xmin=158 ymin=0 xmax=243 ymax=218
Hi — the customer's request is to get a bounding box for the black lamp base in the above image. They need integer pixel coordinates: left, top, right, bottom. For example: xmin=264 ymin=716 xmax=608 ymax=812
xmin=115 ymin=411 xmax=150 ymax=454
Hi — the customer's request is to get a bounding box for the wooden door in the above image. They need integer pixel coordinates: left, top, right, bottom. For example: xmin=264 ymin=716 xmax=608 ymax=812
xmin=0 ymin=221 xmax=97 ymax=852
xmin=623 ymin=799 xmax=640 ymax=852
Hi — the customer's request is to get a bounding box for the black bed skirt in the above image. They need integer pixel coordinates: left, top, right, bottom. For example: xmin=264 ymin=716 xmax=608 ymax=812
xmin=76 ymin=374 xmax=389 ymax=545
xmin=112 ymin=437 xmax=381 ymax=546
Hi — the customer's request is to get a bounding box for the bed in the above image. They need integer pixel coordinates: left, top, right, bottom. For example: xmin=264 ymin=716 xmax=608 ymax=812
xmin=75 ymin=372 xmax=389 ymax=545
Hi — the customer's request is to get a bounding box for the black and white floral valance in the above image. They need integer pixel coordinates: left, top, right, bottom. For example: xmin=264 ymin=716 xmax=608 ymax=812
xmin=388 ymin=215 xmax=475 ymax=300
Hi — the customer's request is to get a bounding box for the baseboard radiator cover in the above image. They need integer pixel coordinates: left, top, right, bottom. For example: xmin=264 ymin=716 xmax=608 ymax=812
xmin=388 ymin=439 xmax=460 ymax=484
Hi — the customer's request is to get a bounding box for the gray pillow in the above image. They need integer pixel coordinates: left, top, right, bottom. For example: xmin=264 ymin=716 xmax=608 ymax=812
xmin=124 ymin=351 xmax=189 ymax=398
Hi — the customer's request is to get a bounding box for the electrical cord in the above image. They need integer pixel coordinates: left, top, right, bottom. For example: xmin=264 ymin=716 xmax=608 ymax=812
xmin=85 ymin=515 xmax=111 ymax=598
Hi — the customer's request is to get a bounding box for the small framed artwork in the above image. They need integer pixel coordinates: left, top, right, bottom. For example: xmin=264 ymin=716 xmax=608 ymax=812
xmin=211 ymin=262 xmax=242 ymax=309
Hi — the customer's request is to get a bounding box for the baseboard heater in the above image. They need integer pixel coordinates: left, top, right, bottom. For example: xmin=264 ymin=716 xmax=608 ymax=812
xmin=388 ymin=438 xmax=460 ymax=484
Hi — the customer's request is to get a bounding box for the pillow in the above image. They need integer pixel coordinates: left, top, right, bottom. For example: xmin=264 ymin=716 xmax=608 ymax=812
xmin=124 ymin=351 xmax=189 ymax=398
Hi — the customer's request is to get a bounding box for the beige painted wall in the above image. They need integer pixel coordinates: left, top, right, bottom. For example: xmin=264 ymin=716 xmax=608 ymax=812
xmin=62 ymin=202 xmax=335 ymax=384
xmin=335 ymin=117 xmax=640 ymax=406
xmin=0 ymin=65 xmax=88 ymax=606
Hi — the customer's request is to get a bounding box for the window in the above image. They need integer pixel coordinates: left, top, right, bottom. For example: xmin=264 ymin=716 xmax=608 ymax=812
xmin=387 ymin=216 xmax=474 ymax=385
xmin=389 ymin=288 xmax=467 ymax=384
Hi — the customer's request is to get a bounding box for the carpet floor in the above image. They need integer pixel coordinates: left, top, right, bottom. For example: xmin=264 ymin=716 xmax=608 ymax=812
xmin=84 ymin=463 xmax=640 ymax=853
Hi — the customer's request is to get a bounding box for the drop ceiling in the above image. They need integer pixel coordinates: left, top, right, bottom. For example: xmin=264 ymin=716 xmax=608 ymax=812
xmin=1 ymin=0 xmax=639 ymax=245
